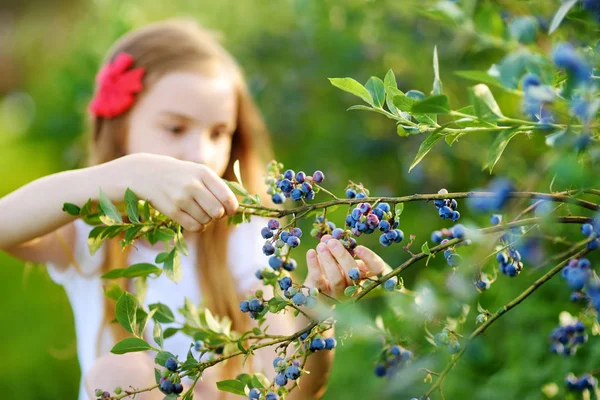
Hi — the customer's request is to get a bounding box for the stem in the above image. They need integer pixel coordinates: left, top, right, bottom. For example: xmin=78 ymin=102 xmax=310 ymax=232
xmin=422 ymin=246 xmax=590 ymax=398
xmin=111 ymin=383 xmax=160 ymax=399
xmin=238 ymin=191 xmax=599 ymax=218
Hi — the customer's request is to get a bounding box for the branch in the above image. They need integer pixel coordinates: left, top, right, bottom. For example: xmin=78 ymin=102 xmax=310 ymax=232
xmin=422 ymin=245 xmax=590 ymax=398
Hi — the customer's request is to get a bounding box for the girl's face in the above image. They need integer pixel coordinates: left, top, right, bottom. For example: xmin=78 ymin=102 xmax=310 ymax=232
xmin=126 ymin=71 xmax=237 ymax=177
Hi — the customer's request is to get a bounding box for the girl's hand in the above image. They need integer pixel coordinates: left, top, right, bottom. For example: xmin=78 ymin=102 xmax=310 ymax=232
xmin=122 ymin=153 xmax=239 ymax=231
xmin=303 ymin=234 xmax=387 ymax=297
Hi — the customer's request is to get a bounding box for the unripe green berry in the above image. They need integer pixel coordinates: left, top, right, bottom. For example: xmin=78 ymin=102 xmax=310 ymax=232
xmin=95 ymin=389 xmax=103 ymax=397
xmin=310 ymin=287 xmax=319 ymax=297
xmin=255 ymin=289 xmax=264 ymax=298
xmin=114 ymin=387 xmax=122 ymax=395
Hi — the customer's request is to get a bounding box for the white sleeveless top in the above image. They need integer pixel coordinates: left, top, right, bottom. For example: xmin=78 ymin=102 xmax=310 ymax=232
xmin=47 ymin=218 xmax=268 ymax=400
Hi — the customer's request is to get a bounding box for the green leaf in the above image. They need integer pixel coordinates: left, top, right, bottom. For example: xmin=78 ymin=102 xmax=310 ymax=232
xmin=62 ymin=203 xmax=81 ymax=216
xmin=175 ymin=230 xmax=188 ymax=257
xmin=251 ymin=373 xmax=270 ymax=389
xmin=365 ymin=76 xmax=385 ymax=108
xmin=411 ymin=95 xmax=450 ymax=114
xmin=328 ymin=77 xmax=374 ymax=106
xmin=421 ymin=241 xmax=431 ymax=255
xmin=468 ymin=84 xmax=504 ymax=121
xmin=347 ymin=105 xmax=397 ymax=120
xmin=79 ymin=199 xmax=94 ymax=217
xmin=482 ymin=129 xmax=522 ymax=173
xmin=155 ymin=351 xmax=177 ymax=367
xmin=216 ymin=380 xmax=246 ymax=396
xmin=101 ymin=263 xmax=162 ymax=279
xmin=268 ymin=296 xmax=289 ymax=313
xmin=135 ymin=276 xmax=149 ymax=306
xmin=149 ymin=303 xmax=176 ymax=323
xmin=99 ymin=189 xmax=123 ymax=223
xmin=163 ymin=327 xmax=179 ymax=339
xmin=124 ymin=188 xmax=140 ymax=223
xmin=549 ymin=0 xmax=578 ymax=34
xmin=392 ymin=94 xmax=416 ymax=112
xmin=124 ymin=225 xmax=144 ymax=243
xmin=88 ymin=226 xmax=108 ymax=255
xmin=104 ymin=282 xmax=124 ymax=301
xmin=394 ymin=203 xmax=404 ymax=225
xmin=233 ymin=159 xmax=243 ymax=186
xmin=225 ymin=180 xmax=249 ymax=197
xmin=155 ymin=252 xmax=170 ymax=264
xmin=142 ymin=200 xmax=150 ymax=222
xmin=111 ymin=337 xmax=151 ymax=354
xmin=454 ymin=71 xmax=505 ymax=90
xmin=408 ymin=126 xmax=448 ymax=172
xmin=384 ymin=69 xmax=402 ymax=115
xmin=116 ymin=292 xmax=138 ymax=334
xmin=163 ymin=249 xmax=182 ymax=283
xmin=204 ymin=309 xmax=222 ymax=333
xmin=344 ymin=285 xmax=359 ymax=297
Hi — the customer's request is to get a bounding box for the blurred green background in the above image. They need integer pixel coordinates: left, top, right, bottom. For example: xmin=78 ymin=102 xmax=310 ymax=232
xmin=1 ymin=0 xmax=599 ymax=399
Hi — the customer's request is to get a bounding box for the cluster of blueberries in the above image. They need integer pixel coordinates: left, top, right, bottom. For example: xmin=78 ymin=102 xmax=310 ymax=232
xmin=345 ymin=185 xmax=369 ymax=199
xmin=345 ymin=202 xmax=404 ymax=247
xmin=496 ymin=245 xmax=524 ymax=277
xmin=561 ymin=256 xmax=600 ymax=317
xmin=581 ymin=222 xmax=600 ymax=250
xmin=94 ymin=390 xmax=116 ymax=399
xmin=272 ymin=357 xmax=303 ymax=388
xmin=248 ymin=388 xmax=279 ymax=400
xmin=310 ymin=214 xmax=337 ymax=240
xmin=348 ymin=268 xmax=398 ymax=292
xmin=240 ymin=296 xmax=265 ymax=320
xmin=308 ymin=336 xmax=337 ymax=352
xmin=549 ymin=321 xmax=587 ymax=356
xmin=434 ymin=328 xmax=461 ymax=354
xmin=374 ymin=344 xmax=413 ymax=378
xmin=433 ymin=189 xmax=461 ymax=221
xmin=261 ymin=219 xmax=303 ymax=256
xmin=566 ymin=373 xmax=598 ymax=392
xmin=430 ymin=224 xmax=467 ymax=244
xmin=279 ymin=276 xmax=319 ymax=308
xmin=158 ymin=358 xmax=184 ymax=395
xmin=266 ymin=166 xmax=324 ymax=204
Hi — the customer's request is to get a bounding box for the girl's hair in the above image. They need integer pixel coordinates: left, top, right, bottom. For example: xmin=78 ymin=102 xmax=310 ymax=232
xmin=88 ymin=19 xmax=272 ymax=376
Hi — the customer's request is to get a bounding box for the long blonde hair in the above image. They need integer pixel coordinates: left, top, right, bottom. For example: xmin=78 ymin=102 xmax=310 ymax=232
xmin=88 ymin=19 xmax=272 ymax=373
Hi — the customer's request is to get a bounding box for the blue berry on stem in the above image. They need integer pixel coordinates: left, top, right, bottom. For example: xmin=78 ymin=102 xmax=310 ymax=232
xmin=165 ymin=357 xmax=178 ymax=372
xmin=312 ymin=170 xmax=324 ymax=183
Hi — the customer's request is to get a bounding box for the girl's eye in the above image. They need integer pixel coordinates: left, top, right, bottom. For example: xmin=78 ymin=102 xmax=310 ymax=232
xmin=166 ymin=125 xmax=186 ymax=135
xmin=210 ymin=128 xmax=228 ymax=140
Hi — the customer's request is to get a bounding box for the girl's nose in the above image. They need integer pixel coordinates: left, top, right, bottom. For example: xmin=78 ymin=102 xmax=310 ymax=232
xmin=183 ymin=131 xmax=207 ymax=165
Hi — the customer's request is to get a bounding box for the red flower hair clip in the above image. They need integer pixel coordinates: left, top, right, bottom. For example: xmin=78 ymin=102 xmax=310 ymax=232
xmin=89 ymin=53 xmax=145 ymax=118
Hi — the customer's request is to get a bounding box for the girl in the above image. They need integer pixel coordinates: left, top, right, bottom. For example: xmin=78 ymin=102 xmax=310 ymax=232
xmin=0 ymin=19 xmax=387 ymax=400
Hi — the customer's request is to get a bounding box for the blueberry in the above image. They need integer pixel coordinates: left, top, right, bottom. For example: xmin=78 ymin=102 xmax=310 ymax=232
xmin=332 ymin=228 xmax=345 ymax=239
xmin=300 ymin=332 xmax=309 ymax=341
xmin=283 ymin=259 xmax=297 ymax=271
xmin=358 ymin=202 xmax=372 ymax=214
xmin=292 ymin=292 xmax=307 ymax=306
xmin=345 ymin=215 xmax=356 ymax=228
xmin=255 ymin=269 xmax=263 ymax=280
xmin=346 ymin=189 xmax=357 ymax=198
xmin=194 ymin=340 xmax=203 ymax=351
xmin=275 ymin=373 xmax=288 ymax=386
xmin=575 ymin=321 xmax=585 ymax=332
xmin=240 ymin=300 xmax=250 ymax=313
xmin=393 ymin=229 xmax=404 ymax=243
xmin=571 ymin=292 xmax=583 ymax=302
xmin=249 ymin=388 xmax=261 ymax=399
xmin=446 ymin=253 xmax=462 ymax=267
xmin=291 ymin=227 xmax=303 ymax=238
xmin=287 ymin=236 xmax=301 ymax=248
xmin=325 ymin=337 xmax=337 ymax=350
xmin=351 ymin=208 xmax=362 ymax=220
xmin=376 ymin=202 xmax=391 ymax=213
xmin=285 ymin=365 xmax=302 ymax=380
xmin=356 ymin=222 xmax=368 ymax=232
xmin=305 ymin=191 xmax=315 ymax=200
xmin=301 ymin=182 xmax=313 ymax=194
xmin=272 ymin=193 xmax=284 ymax=204
xmin=265 ymin=392 xmax=279 ymax=400
xmin=588 ymin=238 xmax=600 ymax=250
xmin=431 ymin=230 xmax=443 ymax=243
xmin=439 ymin=206 xmax=453 ymax=219
xmin=451 ymin=211 xmax=461 ymax=222
xmin=490 ymin=214 xmax=502 ymax=226
xmin=273 ymin=357 xmax=284 ymax=369
xmin=578 ymin=258 xmax=591 ymax=269
xmin=261 ymin=227 xmax=274 ymax=239
xmin=295 ymin=171 xmax=306 ymax=183
xmin=269 ymin=256 xmax=283 ymax=269
xmin=173 ymin=383 xmax=183 ymax=394
xmin=374 ymin=364 xmax=387 ymax=377
xmin=291 ymin=188 xmax=303 ymax=201
xmin=384 ymin=278 xmax=396 ymax=291
xmin=279 ymin=178 xmax=293 ymax=193
xmin=312 ymin=170 xmax=325 ymax=183
xmin=496 ymin=252 xmax=509 ymax=265
xmin=283 ymin=169 xmax=295 ymax=181
xmin=356 ymin=193 xmax=366 ymax=199
xmin=160 ymin=380 xmax=174 ymax=394
xmin=278 ymin=276 xmax=293 ymax=291
xmin=348 ymin=268 xmax=361 ymax=281
xmin=280 ymin=231 xmax=291 ymax=242
xmin=262 ymin=243 xmax=275 ymax=256
xmin=390 ymin=345 xmax=402 ymax=357
xmin=379 ymin=234 xmax=392 ymax=247
xmin=385 ymin=230 xmax=399 ymax=241
xmin=452 ymin=224 xmax=465 ymax=239
xmin=165 ymin=357 xmax=178 ymax=372
xmin=249 ymin=298 xmax=264 ymax=312
xmin=371 ymin=208 xmax=384 ymax=220
xmin=309 ymin=338 xmax=326 ymax=351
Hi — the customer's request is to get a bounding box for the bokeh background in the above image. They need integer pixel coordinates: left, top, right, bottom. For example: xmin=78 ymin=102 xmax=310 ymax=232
xmin=1 ymin=0 xmax=599 ymax=399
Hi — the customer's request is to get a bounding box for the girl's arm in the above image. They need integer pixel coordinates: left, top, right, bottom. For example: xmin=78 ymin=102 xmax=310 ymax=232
xmin=1 ymin=153 xmax=239 ymax=269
